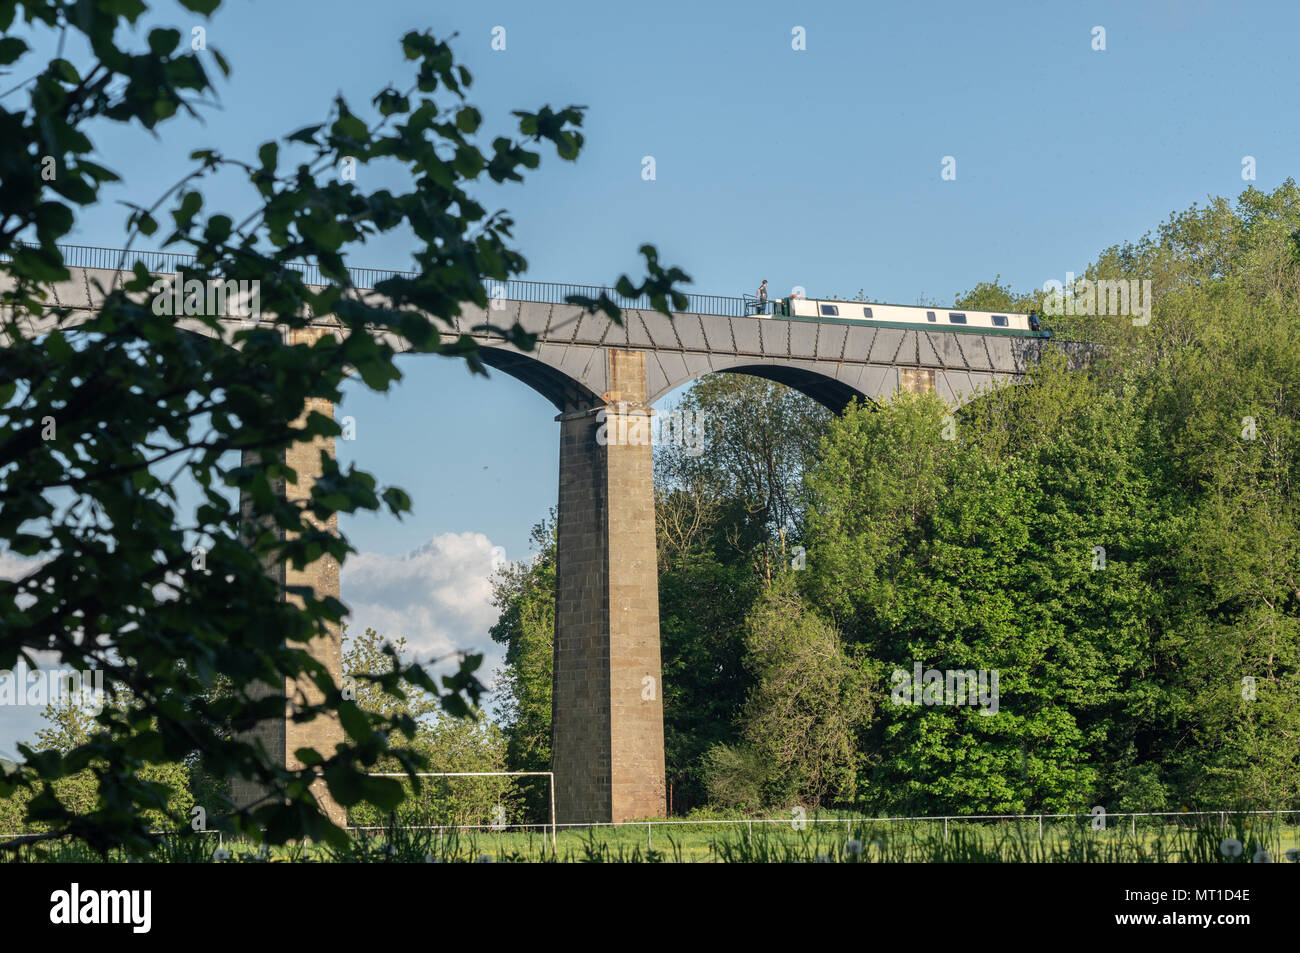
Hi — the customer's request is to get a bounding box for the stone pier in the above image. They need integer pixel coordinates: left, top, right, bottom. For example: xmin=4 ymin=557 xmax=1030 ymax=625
xmin=230 ymin=328 xmax=345 ymax=826
xmin=551 ymin=349 xmax=667 ymax=824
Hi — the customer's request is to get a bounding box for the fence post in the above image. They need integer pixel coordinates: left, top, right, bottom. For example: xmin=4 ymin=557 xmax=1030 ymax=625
xmin=943 ymin=817 xmax=949 ymax=842
xmin=748 ymin=820 xmax=753 ymax=847
xmin=1038 ymin=814 xmax=1043 ymax=841
xmin=1131 ymin=814 xmax=1136 ymax=837
xmin=647 ymin=822 xmax=652 ymax=854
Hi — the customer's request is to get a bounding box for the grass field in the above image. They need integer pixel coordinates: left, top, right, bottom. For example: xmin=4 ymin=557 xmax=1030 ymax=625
xmin=7 ymin=812 xmax=1299 ymax=863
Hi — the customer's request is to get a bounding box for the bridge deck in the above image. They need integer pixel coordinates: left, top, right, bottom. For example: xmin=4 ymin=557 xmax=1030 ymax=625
xmin=1 ymin=242 xmax=1096 ymax=343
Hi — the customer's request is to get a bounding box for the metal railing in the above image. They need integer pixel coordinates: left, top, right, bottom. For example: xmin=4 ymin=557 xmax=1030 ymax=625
xmin=1 ymin=241 xmax=754 ymax=316
xmin=479 ymin=276 xmax=750 ymax=317
xmin=3 ymin=242 xmax=200 ymax=275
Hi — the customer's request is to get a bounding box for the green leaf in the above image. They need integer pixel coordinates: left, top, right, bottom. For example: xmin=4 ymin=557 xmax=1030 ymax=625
xmin=257 ymin=141 xmax=278 ymax=173
xmin=322 ymin=764 xmax=365 ymax=807
xmin=360 ymin=776 xmax=404 ymax=812
xmin=108 ymin=0 xmax=148 ymax=21
xmin=293 ymin=747 xmax=323 ymax=766
xmin=50 ymin=58 xmax=80 ymax=83
xmin=381 ymin=486 xmax=411 ymax=514
xmin=286 ymin=124 xmax=322 ymax=144
xmin=42 ymin=329 xmax=72 ymax=362
xmin=455 ymin=107 xmax=481 ymax=133
xmin=147 ymin=28 xmax=181 ymax=56
xmin=0 ymin=36 xmax=27 ymax=66
xmin=337 ymin=702 xmax=370 ymax=742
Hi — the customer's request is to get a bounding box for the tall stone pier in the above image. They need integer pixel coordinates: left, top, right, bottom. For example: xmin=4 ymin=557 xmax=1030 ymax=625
xmin=551 ymin=349 xmax=667 ymax=823
xmin=230 ymin=327 xmax=346 ymax=827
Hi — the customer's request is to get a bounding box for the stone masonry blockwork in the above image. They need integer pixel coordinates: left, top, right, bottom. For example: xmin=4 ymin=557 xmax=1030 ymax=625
xmin=551 ymin=349 xmax=667 ymax=823
xmin=230 ymin=327 xmax=345 ymax=827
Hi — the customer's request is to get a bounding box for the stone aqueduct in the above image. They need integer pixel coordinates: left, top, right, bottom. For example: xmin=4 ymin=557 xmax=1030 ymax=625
xmin=7 ymin=257 xmax=1065 ymax=825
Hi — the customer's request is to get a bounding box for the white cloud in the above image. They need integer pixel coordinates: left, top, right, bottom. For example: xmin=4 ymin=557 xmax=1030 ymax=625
xmin=341 ymin=533 xmax=509 ymax=689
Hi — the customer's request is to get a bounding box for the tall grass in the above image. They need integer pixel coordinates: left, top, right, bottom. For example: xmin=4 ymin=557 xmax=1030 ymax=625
xmin=2 ymin=810 xmax=1294 ymax=863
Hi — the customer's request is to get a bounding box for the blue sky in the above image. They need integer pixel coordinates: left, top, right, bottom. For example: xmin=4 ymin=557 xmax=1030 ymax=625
xmin=3 ymin=0 xmax=1298 ymax=752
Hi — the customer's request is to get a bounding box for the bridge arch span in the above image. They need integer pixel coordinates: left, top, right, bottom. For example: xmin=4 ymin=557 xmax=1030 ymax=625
xmin=467 ymin=345 xmax=877 ymax=416
xmin=648 ymin=362 xmax=873 ymax=414
xmin=473 ymin=345 xmax=600 ymax=413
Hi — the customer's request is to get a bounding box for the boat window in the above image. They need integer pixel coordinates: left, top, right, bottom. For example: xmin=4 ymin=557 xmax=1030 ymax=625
xmin=948 ymin=312 xmax=967 ymax=324
xmin=820 ymin=304 xmax=839 ymax=317
xmin=991 ymin=314 xmax=1009 ymax=327
xmin=926 ymin=311 xmax=936 ymax=322
xmin=862 ymin=307 xmax=873 ymax=319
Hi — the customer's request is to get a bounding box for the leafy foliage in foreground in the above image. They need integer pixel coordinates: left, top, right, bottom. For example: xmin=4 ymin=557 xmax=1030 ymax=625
xmin=0 ymin=0 xmax=686 ymax=853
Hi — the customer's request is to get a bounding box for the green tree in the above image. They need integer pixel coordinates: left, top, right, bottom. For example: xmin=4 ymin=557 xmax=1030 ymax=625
xmin=2 ymin=690 xmax=194 ymax=834
xmin=733 ymin=575 xmax=871 ymax=808
xmin=654 ymin=375 xmax=830 ymax=810
xmin=341 ymin=625 xmax=442 ymax=723
xmin=953 ymin=274 xmax=1041 ymax=315
xmin=489 ymin=519 xmax=555 ymax=774
xmin=343 ymin=625 xmax=516 ymax=828
xmin=487 ymin=519 xmax=556 ymax=820
xmin=656 ymin=525 xmax=757 ymax=812
xmin=802 ymin=388 xmax=1165 ymax=814
xmin=657 ymin=375 xmax=830 ymax=577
